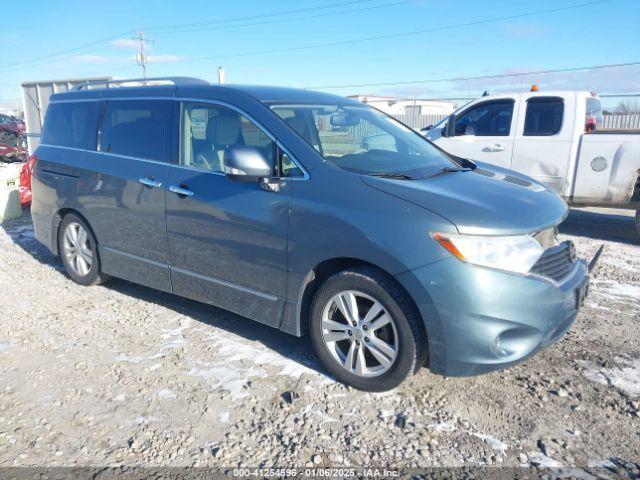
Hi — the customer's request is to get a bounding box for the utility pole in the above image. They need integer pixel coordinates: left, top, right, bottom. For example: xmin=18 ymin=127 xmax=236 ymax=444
xmin=135 ymin=32 xmax=149 ymax=81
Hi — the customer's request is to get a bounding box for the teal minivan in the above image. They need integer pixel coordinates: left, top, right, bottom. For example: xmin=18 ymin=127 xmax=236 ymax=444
xmin=31 ymin=78 xmax=592 ymax=391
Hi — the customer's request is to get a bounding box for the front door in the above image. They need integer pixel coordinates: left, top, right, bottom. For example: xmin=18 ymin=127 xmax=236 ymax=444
xmin=84 ymin=99 xmax=173 ymax=291
xmin=434 ymin=98 xmax=518 ymax=169
xmin=165 ymin=101 xmax=289 ymax=327
xmin=510 ymin=95 xmax=574 ymax=196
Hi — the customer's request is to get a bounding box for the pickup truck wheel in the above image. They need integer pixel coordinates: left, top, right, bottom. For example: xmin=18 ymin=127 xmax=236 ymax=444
xmin=309 ymin=266 xmax=424 ymax=392
xmin=58 ymin=213 xmax=109 ymax=286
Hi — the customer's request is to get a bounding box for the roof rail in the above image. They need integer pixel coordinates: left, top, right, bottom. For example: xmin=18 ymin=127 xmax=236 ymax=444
xmin=73 ymin=76 xmax=210 ymax=90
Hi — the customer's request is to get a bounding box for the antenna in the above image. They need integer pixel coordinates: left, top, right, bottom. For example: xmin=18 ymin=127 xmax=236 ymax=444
xmin=135 ymin=32 xmax=150 ymax=80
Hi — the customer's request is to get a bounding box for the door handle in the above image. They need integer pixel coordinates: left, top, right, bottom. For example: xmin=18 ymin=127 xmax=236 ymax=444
xmin=139 ymin=177 xmax=162 ymax=188
xmin=483 ymin=144 xmax=506 ymax=152
xmin=169 ymin=185 xmax=194 ymax=198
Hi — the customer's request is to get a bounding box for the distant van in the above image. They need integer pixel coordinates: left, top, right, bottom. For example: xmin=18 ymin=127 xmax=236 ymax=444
xmin=31 ymin=78 xmax=591 ymax=391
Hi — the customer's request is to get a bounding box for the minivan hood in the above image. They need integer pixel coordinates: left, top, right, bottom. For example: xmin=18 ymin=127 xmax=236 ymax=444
xmin=361 ymin=163 xmax=568 ymax=235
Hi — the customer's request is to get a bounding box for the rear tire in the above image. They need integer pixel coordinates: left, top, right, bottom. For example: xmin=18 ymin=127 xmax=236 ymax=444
xmin=309 ymin=266 xmax=424 ymax=392
xmin=58 ymin=213 xmax=109 ymax=286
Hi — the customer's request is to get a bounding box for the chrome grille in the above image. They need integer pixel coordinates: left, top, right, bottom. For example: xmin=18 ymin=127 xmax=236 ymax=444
xmin=530 ymin=241 xmax=576 ymax=282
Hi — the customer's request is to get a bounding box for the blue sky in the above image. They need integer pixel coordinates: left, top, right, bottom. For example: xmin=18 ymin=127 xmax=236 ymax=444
xmin=1 ymin=0 xmax=638 ymax=108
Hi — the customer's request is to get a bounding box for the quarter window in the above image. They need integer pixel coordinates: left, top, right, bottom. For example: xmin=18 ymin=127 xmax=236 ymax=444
xmin=98 ymin=100 xmax=171 ymax=161
xmin=524 ymin=97 xmax=564 ymax=136
xmin=41 ymin=102 xmax=99 ymax=149
xmin=454 ymin=100 xmax=514 ymax=136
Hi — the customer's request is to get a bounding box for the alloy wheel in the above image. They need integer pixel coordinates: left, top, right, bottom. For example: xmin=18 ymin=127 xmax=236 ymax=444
xmin=63 ymin=222 xmax=94 ymax=277
xmin=321 ymin=290 xmax=398 ymax=378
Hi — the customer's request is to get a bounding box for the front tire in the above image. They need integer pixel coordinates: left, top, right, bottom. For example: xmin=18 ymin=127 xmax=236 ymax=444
xmin=58 ymin=213 xmax=109 ymax=286
xmin=309 ymin=266 xmax=424 ymax=392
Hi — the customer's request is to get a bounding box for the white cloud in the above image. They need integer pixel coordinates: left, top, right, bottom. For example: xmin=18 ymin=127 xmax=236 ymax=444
xmin=364 ymin=64 xmax=640 ymax=100
xmin=448 ymin=65 xmax=640 ymax=95
xmin=111 ymin=38 xmax=139 ymax=49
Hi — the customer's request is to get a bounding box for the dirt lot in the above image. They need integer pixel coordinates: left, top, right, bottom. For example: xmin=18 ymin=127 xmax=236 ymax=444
xmin=0 ymin=208 xmax=638 ymax=475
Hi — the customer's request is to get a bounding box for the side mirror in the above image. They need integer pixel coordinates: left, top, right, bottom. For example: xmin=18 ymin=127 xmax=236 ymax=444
xmin=442 ymin=114 xmax=456 ymax=137
xmin=224 ymin=146 xmax=272 ymax=183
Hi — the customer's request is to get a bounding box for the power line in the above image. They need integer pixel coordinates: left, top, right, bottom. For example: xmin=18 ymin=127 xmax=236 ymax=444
xmin=0 ymin=0 xmax=380 ymax=71
xmin=305 ymin=61 xmax=640 ymax=89
xmin=0 ymin=31 xmax=135 ymax=71
xmin=177 ymin=0 xmax=613 ymax=64
xmin=150 ymin=0 xmax=421 ymax=35
xmin=146 ymin=0 xmax=379 ymax=32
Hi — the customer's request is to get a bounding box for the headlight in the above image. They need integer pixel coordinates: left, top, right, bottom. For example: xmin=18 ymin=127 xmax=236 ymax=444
xmin=433 ymin=232 xmax=544 ymax=275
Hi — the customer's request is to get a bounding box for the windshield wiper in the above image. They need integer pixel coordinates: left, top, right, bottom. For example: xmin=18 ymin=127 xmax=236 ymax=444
xmin=427 ymin=166 xmax=473 ymax=179
xmin=368 ymin=172 xmax=416 ymax=180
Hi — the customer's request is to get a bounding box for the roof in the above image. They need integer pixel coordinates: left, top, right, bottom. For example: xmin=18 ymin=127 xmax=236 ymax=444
xmin=48 ymin=76 xmax=356 ymax=105
xmin=220 ymin=84 xmax=356 ymax=105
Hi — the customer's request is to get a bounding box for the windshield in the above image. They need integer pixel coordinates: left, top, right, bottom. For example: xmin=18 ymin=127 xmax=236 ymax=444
xmin=268 ymin=103 xmax=454 ymax=178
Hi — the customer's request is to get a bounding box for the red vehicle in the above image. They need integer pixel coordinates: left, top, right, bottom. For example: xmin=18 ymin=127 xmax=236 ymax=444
xmin=19 ymin=156 xmax=35 ymax=205
xmin=0 ymin=114 xmax=30 ymax=204
xmin=0 ymin=113 xmax=25 ymax=137
xmin=0 ymin=113 xmax=26 ymax=163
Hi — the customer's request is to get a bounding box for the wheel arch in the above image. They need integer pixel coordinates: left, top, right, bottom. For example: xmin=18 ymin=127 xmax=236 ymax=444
xmin=294 ymin=257 xmax=427 ymax=352
xmin=52 ymin=208 xmax=97 ymax=256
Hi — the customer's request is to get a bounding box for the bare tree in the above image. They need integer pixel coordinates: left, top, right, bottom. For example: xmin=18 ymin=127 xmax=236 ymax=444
xmin=615 ymin=100 xmax=640 ymax=114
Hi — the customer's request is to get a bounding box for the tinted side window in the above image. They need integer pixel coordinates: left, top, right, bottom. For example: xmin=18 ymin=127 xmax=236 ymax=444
xmin=41 ymin=102 xmax=99 ymax=148
xmin=524 ymin=97 xmax=564 ymax=136
xmin=98 ymin=100 xmax=171 ymax=161
xmin=454 ymin=100 xmax=514 ymax=136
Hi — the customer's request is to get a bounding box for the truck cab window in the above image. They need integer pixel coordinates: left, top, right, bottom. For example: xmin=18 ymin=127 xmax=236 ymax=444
xmin=524 ymin=97 xmax=564 ymax=136
xmin=454 ymin=100 xmax=514 ymax=136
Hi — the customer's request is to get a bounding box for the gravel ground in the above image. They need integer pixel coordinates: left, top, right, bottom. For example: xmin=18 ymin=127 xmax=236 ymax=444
xmin=0 ymin=208 xmax=638 ymax=475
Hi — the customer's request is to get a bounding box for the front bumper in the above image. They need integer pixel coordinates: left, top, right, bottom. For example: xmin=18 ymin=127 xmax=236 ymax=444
xmin=395 ymin=256 xmax=589 ymax=377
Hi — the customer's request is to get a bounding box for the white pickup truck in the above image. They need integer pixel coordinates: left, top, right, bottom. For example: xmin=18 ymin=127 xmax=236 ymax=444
xmin=423 ymin=90 xmax=640 ymax=233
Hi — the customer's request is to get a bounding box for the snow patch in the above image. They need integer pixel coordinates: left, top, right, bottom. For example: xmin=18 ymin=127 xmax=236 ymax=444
xmin=428 ymin=421 xmax=509 ymax=453
xmin=115 ymin=320 xmax=191 ymax=364
xmin=576 ymin=357 xmax=640 ymax=397
xmin=186 ymin=361 xmax=267 ymax=399
xmin=0 ymin=341 xmax=13 ymax=353
xmin=127 ymin=416 xmax=159 ymax=426
xmin=592 ymin=280 xmax=640 ymax=301
xmin=218 ymin=411 xmax=230 ymax=423
xmin=112 ymin=394 xmax=127 ymax=402
xmin=157 ymin=389 xmax=176 ymax=399
xmin=527 ymin=451 xmax=564 ymax=468
xmin=200 ymin=329 xmax=317 ymax=379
